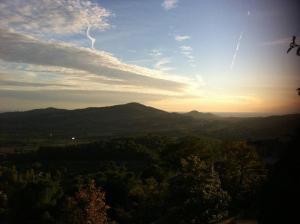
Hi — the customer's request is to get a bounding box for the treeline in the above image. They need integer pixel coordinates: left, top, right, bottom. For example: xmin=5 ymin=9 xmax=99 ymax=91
xmin=0 ymin=135 xmax=295 ymax=223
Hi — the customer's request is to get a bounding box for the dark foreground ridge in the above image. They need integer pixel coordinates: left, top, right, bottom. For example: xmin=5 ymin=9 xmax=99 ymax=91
xmin=1 ymin=102 xmax=300 ymax=139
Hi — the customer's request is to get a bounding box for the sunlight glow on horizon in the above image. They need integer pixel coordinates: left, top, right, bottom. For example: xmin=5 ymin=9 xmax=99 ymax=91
xmin=0 ymin=0 xmax=299 ymax=113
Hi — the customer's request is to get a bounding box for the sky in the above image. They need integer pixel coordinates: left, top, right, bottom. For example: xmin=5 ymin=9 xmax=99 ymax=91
xmin=0 ymin=0 xmax=299 ymax=113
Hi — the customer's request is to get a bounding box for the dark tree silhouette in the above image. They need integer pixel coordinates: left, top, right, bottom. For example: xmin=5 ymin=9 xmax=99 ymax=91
xmin=287 ymin=36 xmax=300 ymax=55
xmin=166 ymin=155 xmax=230 ymax=223
xmin=287 ymin=36 xmax=300 ymax=96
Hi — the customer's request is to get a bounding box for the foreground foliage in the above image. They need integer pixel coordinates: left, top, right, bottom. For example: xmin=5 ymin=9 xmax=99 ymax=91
xmin=0 ymin=135 xmax=280 ymax=223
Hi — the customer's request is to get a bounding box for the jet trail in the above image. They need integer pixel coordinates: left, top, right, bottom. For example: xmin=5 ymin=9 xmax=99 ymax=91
xmin=230 ymin=31 xmax=243 ymax=70
xmin=230 ymin=10 xmax=251 ymax=70
xmin=86 ymin=24 xmax=96 ymax=49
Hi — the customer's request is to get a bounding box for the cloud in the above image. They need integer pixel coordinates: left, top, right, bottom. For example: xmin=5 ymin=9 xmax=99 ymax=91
xmin=194 ymin=75 xmax=206 ymax=87
xmin=175 ymin=35 xmax=190 ymax=42
xmin=0 ymin=80 xmax=73 ymax=88
xmin=154 ymin=58 xmax=174 ymax=71
xmin=179 ymin=45 xmax=196 ymax=66
xmin=149 ymin=49 xmax=163 ymax=57
xmin=0 ymin=0 xmax=111 ymax=35
xmin=149 ymin=49 xmax=174 ymax=71
xmin=261 ymin=37 xmax=291 ymax=46
xmin=162 ymin=0 xmax=178 ymax=10
xmin=0 ymin=28 xmax=188 ymax=93
xmin=180 ymin=45 xmax=193 ymax=52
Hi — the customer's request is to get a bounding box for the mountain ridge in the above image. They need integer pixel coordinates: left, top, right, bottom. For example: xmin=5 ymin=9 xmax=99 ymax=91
xmin=1 ymin=102 xmax=299 ymax=140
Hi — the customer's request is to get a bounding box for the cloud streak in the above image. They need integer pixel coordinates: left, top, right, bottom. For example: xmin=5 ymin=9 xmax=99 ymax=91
xmin=0 ymin=29 xmax=188 ymax=93
xmin=175 ymin=35 xmax=190 ymax=42
xmin=149 ymin=49 xmax=174 ymax=72
xmin=261 ymin=37 xmax=291 ymax=46
xmin=0 ymin=80 xmax=73 ymax=88
xmin=162 ymin=0 xmax=178 ymax=10
xmin=154 ymin=58 xmax=173 ymax=71
xmin=180 ymin=45 xmax=196 ymax=66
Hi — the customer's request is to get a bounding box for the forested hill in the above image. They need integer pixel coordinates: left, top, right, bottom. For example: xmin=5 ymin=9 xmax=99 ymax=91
xmin=0 ymin=102 xmax=299 ymax=139
xmin=0 ymin=103 xmax=195 ymax=137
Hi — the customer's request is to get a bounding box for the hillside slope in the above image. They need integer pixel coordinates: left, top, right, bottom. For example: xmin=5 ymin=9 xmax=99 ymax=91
xmin=0 ymin=103 xmax=197 ymax=137
xmin=0 ymin=102 xmax=299 ymax=140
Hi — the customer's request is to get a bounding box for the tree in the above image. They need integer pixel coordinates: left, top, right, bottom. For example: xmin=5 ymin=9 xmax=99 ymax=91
xmin=215 ymin=141 xmax=266 ymax=214
xmin=165 ymin=155 xmax=230 ymax=224
xmin=64 ymin=180 xmax=109 ymax=224
xmin=128 ymin=177 xmax=168 ymax=223
xmin=7 ymin=176 xmax=63 ymax=223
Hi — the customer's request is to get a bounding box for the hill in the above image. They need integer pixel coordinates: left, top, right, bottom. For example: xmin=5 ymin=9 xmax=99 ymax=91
xmin=183 ymin=110 xmax=219 ymax=120
xmin=0 ymin=102 xmax=299 ymax=140
xmin=0 ymin=103 xmax=196 ymax=138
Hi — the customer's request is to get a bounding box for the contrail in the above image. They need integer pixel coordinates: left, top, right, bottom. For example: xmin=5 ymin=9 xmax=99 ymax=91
xmin=86 ymin=24 xmax=96 ymax=49
xmin=230 ymin=31 xmax=243 ymax=70
xmin=230 ymin=10 xmax=251 ymax=70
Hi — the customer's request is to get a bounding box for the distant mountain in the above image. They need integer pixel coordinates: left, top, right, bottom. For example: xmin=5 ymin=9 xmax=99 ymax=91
xmin=183 ymin=110 xmax=219 ymax=120
xmin=0 ymin=103 xmax=197 ymax=138
xmin=0 ymin=102 xmax=299 ymax=140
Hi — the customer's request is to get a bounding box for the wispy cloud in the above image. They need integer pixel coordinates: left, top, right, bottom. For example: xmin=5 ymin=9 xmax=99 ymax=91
xmin=154 ymin=58 xmax=174 ymax=71
xmin=149 ymin=49 xmax=163 ymax=57
xmin=0 ymin=0 xmax=111 ymax=35
xmin=162 ymin=0 xmax=178 ymax=10
xmin=180 ymin=45 xmax=196 ymax=66
xmin=180 ymin=45 xmax=193 ymax=52
xmin=261 ymin=37 xmax=291 ymax=46
xmin=194 ymin=75 xmax=205 ymax=86
xmin=0 ymin=29 xmax=188 ymax=93
xmin=0 ymin=0 xmax=111 ymax=51
xmin=149 ymin=49 xmax=174 ymax=72
xmin=0 ymin=80 xmax=73 ymax=88
xmin=175 ymin=35 xmax=190 ymax=42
